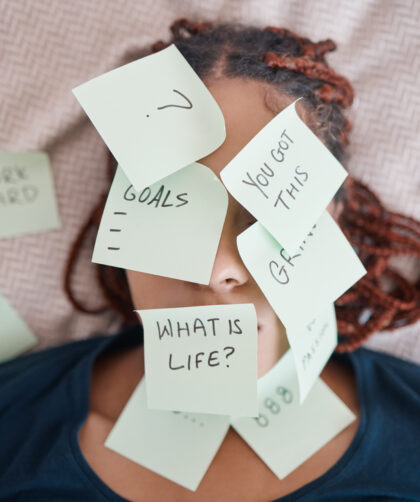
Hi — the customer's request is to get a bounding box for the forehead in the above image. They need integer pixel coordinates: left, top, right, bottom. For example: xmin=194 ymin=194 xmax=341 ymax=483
xmin=199 ymin=78 xmax=294 ymax=178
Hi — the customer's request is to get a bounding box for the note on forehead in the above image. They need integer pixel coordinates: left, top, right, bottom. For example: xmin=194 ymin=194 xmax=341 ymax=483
xmin=289 ymin=304 xmax=337 ymax=403
xmin=220 ymin=100 xmax=347 ymax=253
xmin=0 ymin=152 xmax=60 ymax=239
xmin=237 ymin=211 xmax=366 ymax=333
xmin=92 ymin=162 xmax=227 ymax=284
xmin=231 ymin=350 xmax=355 ymax=479
xmin=0 ymin=295 xmax=37 ymax=362
xmin=138 ymin=303 xmax=258 ymax=416
xmin=73 ymin=44 xmax=226 ymax=190
xmin=106 ymin=379 xmax=229 ymax=491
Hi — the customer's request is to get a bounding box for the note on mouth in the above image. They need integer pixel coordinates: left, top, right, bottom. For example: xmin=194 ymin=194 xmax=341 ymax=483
xmin=138 ymin=303 xmax=259 ymax=417
xmin=92 ymin=162 xmax=228 ymax=284
xmin=73 ymin=44 xmax=226 ymax=191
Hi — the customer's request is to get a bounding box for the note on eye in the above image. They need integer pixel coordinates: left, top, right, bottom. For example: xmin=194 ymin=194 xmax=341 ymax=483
xmin=220 ymin=100 xmax=347 ymax=254
xmin=72 ymin=44 xmax=226 ymax=191
xmin=92 ymin=162 xmax=228 ymax=285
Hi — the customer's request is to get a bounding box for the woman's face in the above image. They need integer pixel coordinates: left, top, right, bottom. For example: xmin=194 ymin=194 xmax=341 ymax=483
xmin=127 ymin=78 xmax=328 ymax=377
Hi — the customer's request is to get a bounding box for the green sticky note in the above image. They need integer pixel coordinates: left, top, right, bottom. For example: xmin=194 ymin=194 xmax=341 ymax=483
xmin=237 ymin=212 xmax=365 ymax=402
xmin=105 ymin=379 xmax=229 ymax=491
xmin=237 ymin=211 xmax=366 ymax=334
xmin=289 ymin=304 xmax=338 ymax=403
xmin=232 ymin=350 xmax=355 ymax=479
xmin=92 ymin=162 xmax=228 ymax=284
xmin=221 ymin=100 xmax=347 ymax=253
xmin=0 ymin=152 xmax=60 ymax=239
xmin=138 ymin=304 xmax=259 ymax=417
xmin=0 ymin=295 xmax=38 ymax=362
xmin=73 ymin=44 xmax=226 ymax=191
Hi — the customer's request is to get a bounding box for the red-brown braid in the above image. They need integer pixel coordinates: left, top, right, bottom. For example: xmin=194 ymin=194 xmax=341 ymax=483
xmin=264 ymin=51 xmax=353 ymax=108
xmin=335 ymin=178 xmax=420 ymax=351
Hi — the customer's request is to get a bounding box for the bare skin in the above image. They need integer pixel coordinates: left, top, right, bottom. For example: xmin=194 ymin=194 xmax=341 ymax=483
xmin=79 ymin=78 xmax=359 ymax=501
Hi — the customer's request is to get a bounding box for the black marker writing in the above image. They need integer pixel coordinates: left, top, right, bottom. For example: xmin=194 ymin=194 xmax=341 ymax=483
xmin=302 ymin=322 xmax=329 ymax=370
xmin=242 ymin=172 xmax=269 ymax=199
xmin=147 ymin=89 xmax=193 ymax=118
xmin=254 ymin=386 xmax=293 ymax=428
xmin=273 ymin=165 xmax=309 ymax=210
xmin=168 ymin=348 xmax=226 ymax=371
xmin=123 ymin=184 xmax=189 ymax=208
xmin=240 ymin=129 xmax=294 ymax=199
xmin=0 ymin=185 xmax=38 ymax=206
xmin=168 ymin=346 xmax=236 ymax=371
xmin=106 ymin=212 xmax=126 ymax=251
xmin=0 ymin=165 xmax=28 ymax=184
xmin=269 ymin=225 xmax=316 ymax=285
xmin=157 ymin=89 xmax=193 ymax=111
xmin=157 ymin=317 xmax=246 ymax=340
xmin=172 ymin=411 xmax=204 ymax=427
xmin=0 ymin=163 xmax=38 ymax=207
xmin=223 ymin=346 xmax=235 ymax=367
xmin=228 ymin=319 xmax=242 ymax=335
xmin=157 ymin=317 xmax=225 ymax=339
xmin=157 ymin=319 xmax=173 ymax=340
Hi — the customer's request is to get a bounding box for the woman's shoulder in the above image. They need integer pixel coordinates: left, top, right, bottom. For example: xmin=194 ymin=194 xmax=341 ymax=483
xmin=0 ymin=323 xmax=143 ymax=501
xmin=0 ymin=323 xmax=142 ymax=405
xmin=349 ymin=345 xmax=420 ymax=391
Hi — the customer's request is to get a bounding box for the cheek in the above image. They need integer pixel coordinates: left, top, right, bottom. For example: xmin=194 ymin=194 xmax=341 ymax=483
xmin=125 ymin=270 xmax=192 ymax=310
xmin=257 ymin=318 xmax=289 ymax=378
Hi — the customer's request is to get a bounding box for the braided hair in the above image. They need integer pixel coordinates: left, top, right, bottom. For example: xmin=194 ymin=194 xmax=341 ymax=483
xmin=64 ymin=19 xmax=420 ymax=351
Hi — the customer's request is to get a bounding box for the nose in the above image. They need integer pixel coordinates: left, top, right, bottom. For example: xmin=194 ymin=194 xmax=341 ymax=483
xmin=208 ymin=220 xmax=250 ymax=293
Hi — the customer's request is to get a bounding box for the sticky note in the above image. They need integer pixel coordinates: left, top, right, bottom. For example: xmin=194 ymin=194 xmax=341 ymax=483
xmin=73 ymin=45 xmax=226 ymax=190
xmin=220 ymin=101 xmax=347 ymax=253
xmin=105 ymin=379 xmax=229 ymax=491
xmin=92 ymin=162 xmax=228 ymax=284
xmin=0 ymin=295 xmax=37 ymax=362
xmin=231 ymin=350 xmax=355 ymax=479
xmin=288 ymin=304 xmax=337 ymax=403
xmin=237 ymin=211 xmax=366 ymax=333
xmin=0 ymin=152 xmax=60 ymax=239
xmin=138 ymin=304 xmax=258 ymax=416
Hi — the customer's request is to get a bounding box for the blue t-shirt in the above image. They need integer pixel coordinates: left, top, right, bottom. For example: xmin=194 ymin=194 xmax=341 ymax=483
xmin=0 ymin=324 xmax=419 ymax=501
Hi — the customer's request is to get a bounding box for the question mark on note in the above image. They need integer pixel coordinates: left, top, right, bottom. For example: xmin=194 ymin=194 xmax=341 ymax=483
xmin=146 ymin=89 xmax=193 ymax=117
xmin=224 ymin=346 xmax=235 ymax=367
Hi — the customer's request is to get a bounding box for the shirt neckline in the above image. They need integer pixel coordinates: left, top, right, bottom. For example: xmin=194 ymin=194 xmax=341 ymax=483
xmin=67 ymin=327 xmax=369 ymax=502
